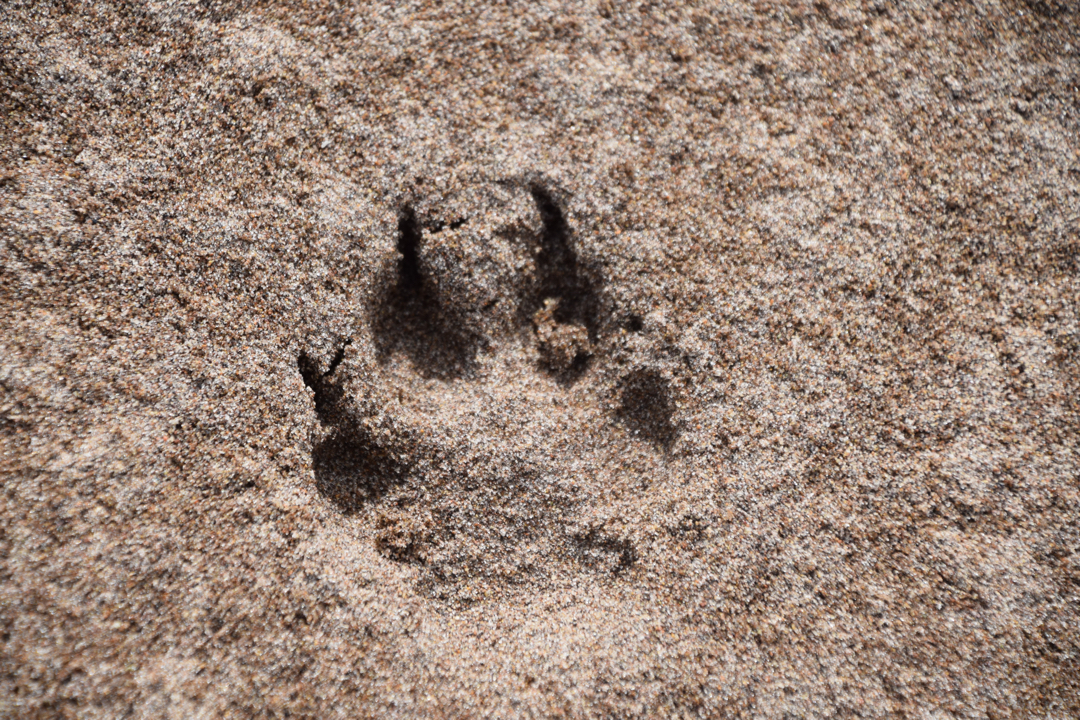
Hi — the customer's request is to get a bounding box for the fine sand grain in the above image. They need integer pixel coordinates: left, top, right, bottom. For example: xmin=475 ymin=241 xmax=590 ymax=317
xmin=2 ymin=1 xmax=1079 ymax=717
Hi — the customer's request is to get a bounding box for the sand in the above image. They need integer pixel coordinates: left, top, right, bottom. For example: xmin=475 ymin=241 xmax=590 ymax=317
xmin=2 ymin=1 xmax=1079 ymax=717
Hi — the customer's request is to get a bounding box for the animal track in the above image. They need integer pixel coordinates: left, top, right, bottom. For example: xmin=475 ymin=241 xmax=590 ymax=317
xmin=297 ymin=340 xmax=350 ymax=421
xmin=301 ymin=180 xmax=683 ymax=604
xmin=370 ymin=205 xmax=481 ymax=378
xmin=372 ymin=182 xmax=599 ymax=380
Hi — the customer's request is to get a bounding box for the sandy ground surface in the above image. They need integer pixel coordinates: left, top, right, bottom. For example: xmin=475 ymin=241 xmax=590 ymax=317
xmin=2 ymin=1 xmax=1079 ymax=717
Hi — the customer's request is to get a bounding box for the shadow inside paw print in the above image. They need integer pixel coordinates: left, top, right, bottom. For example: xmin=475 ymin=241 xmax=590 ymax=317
xmin=301 ymin=180 xmax=684 ymax=604
xmin=371 ymin=181 xmax=600 ymax=381
xmin=370 ymin=206 xmax=481 ymax=379
xmin=616 ymin=367 xmax=678 ymax=450
xmin=528 ymin=185 xmax=600 ymax=350
xmin=312 ymin=428 xmax=407 ymax=511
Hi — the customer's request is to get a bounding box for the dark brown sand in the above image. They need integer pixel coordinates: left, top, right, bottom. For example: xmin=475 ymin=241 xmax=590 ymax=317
xmin=2 ymin=1 xmax=1079 ymax=717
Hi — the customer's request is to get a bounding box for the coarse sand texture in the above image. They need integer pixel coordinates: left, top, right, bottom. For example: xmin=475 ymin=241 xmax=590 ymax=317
xmin=2 ymin=1 xmax=1079 ymax=717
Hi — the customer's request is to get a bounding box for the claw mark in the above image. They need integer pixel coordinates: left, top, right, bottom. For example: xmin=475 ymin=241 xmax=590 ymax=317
xmin=297 ymin=338 xmax=351 ymax=422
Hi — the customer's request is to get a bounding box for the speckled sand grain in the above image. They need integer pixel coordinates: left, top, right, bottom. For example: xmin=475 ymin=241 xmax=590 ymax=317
xmin=2 ymin=1 xmax=1079 ymax=717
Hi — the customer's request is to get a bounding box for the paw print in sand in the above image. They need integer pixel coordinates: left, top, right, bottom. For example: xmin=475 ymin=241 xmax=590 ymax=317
xmin=371 ymin=182 xmax=598 ymax=379
xmin=299 ymin=179 xmax=679 ymax=605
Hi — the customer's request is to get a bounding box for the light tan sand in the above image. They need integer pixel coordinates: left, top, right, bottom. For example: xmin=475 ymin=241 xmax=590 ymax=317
xmin=2 ymin=1 xmax=1079 ymax=717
